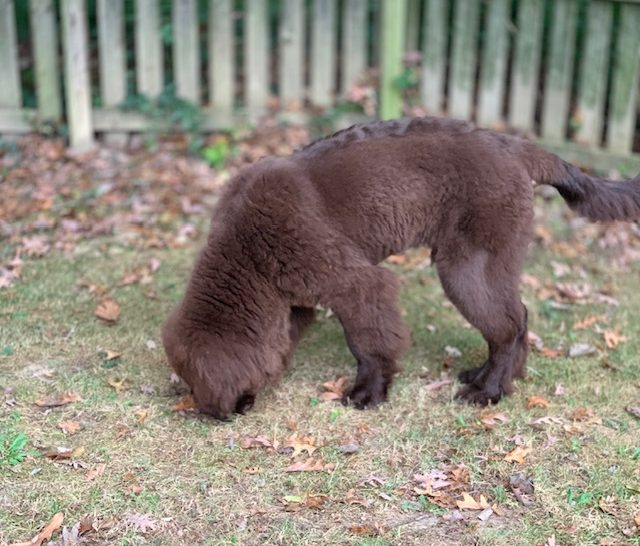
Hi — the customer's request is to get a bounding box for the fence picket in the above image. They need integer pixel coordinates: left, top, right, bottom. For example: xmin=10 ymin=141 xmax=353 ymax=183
xmin=311 ymin=0 xmax=337 ymax=107
xmin=209 ymin=0 xmax=234 ymax=112
xmin=607 ymin=3 xmax=640 ymax=154
xmin=541 ymin=0 xmax=579 ymax=142
xmin=279 ymin=0 xmax=304 ymax=109
xmin=421 ymin=0 xmax=447 ymax=114
xmin=245 ymin=0 xmax=269 ymax=114
xmin=575 ymin=1 xmax=612 ymax=147
xmin=97 ymin=0 xmax=126 ymax=106
xmin=405 ymin=0 xmax=421 ymax=52
xmin=172 ymin=0 xmax=200 ymax=103
xmin=448 ymin=0 xmax=480 ymax=120
xmin=477 ymin=0 xmax=509 ymax=128
xmin=29 ymin=0 xmax=62 ymax=121
xmin=135 ymin=0 xmax=163 ymax=97
xmin=61 ymin=0 xmax=93 ymax=149
xmin=0 ymin=0 xmax=21 ymax=108
xmin=509 ymin=0 xmax=543 ymax=132
xmin=380 ymin=0 xmax=407 ymax=119
xmin=341 ymin=0 xmax=367 ymax=96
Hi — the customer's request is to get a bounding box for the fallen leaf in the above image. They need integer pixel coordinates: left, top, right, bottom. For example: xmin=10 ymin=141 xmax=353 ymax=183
xmin=107 ymin=377 xmax=127 ymax=393
xmin=568 ymin=343 xmax=596 ymax=358
xmin=126 ymin=513 xmax=156 ymax=533
xmin=95 ymin=298 xmax=120 ymax=323
xmin=553 ymin=384 xmax=567 ymax=396
xmin=86 ymin=463 xmax=106 ymax=481
xmin=571 ymin=407 xmax=600 ymax=424
xmin=504 ymin=446 xmax=531 ymax=464
xmin=9 ymin=512 xmax=64 ymax=546
xmin=445 ymin=345 xmax=462 ymax=358
xmin=480 ymin=410 xmax=509 ymax=428
xmin=171 ymin=394 xmax=197 ymax=412
xmin=35 ymin=391 xmax=82 ymax=408
xmin=285 ymin=457 xmax=335 ymax=473
xmin=58 ymin=420 xmax=81 ymax=435
xmin=349 ymin=524 xmax=381 ymax=536
xmin=540 ymin=347 xmax=563 ymax=359
xmin=424 ymin=378 xmax=452 ymax=391
xmin=527 ymin=395 xmax=550 ymax=409
xmin=386 ymin=254 xmax=407 ymax=265
xmin=625 ymin=406 xmax=640 ymax=420
xmin=477 ymin=507 xmax=493 ymax=521
xmin=456 ymin=492 xmax=489 ymax=511
xmin=338 ymin=442 xmax=360 ymax=455
xmin=527 ymin=331 xmax=544 ymax=350
xmin=574 ymin=315 xmax=602 ymax=331
xmin=103 ymin=350 xmax=121 ymax=361
xmin=240 ymin=435 xmax=275 ymax=450
xmin=604 ymin=329 xmax=627 ymax=349
xmin=284 ymin=433 xmax=317 ymax=458
xmin=320 ymin=376 xmax=348 ymax=401
xmin=634 ymin=513 xmax=640 ymax=527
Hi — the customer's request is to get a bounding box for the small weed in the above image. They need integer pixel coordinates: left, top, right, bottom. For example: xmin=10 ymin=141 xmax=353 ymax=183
xmin=0 ymin=432 xmax=32 ymax=466
xmin=202 ymin=137 xmax=235 ymax=170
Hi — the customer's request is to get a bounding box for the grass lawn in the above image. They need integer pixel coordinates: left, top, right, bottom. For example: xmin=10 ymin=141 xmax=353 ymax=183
xmin=1 ymin=141 xmax=640 ymax=545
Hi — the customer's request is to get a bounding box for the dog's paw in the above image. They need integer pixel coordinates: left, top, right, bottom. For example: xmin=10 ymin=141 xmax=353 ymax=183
xmin=458 ymin=363 xmax=487 ymax=385
xmin=455 ymin=384 xmax=503 ymax=406
xmin=342 ymin=381 xmax=387 ymax=410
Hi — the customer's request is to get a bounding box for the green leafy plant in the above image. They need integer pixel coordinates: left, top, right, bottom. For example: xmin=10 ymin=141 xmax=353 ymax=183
xmin=0 ymin=431 xmax=32 ymax=466
xmin=202 ymin=138 xmax=233 ymax=170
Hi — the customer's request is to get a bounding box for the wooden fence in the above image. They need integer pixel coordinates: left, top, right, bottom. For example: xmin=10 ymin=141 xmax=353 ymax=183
xmin=0 ymin=0 xmax=639 ymax=170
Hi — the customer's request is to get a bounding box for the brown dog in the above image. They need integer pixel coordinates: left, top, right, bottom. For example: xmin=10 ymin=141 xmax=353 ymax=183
xmin=162 ymin=117 xmax=640 ymax=419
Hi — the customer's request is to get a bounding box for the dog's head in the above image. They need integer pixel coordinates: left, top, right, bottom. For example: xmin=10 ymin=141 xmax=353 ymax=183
xmin=161 ymin=306 xmax=260 ymax=420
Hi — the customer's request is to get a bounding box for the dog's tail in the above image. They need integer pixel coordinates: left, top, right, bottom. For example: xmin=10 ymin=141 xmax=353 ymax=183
xmin=518 ymin=140 xmax=640 ymax=222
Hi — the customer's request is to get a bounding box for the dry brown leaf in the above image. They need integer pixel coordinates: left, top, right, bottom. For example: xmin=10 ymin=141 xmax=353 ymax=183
xmin=103 ymin=350 xmax=121 ymax=361
xmin=95 ymin=298 xmax=120 ymax=322
xmin=456 ymin=492 xmax=489 ymax=510
xmin=527 ymin=395 xmax=550 ymax=409
xmin=504 ymin=446 xmax=531 ymax=464
xmin=386 ymin=254 xmax=407 ymax=265
xmin=107 ymin=377 xmax=127 ymax=393
xmin=35 ymin=391 xmax=82 ymax=408
xmin=604 ymin=329 xmax=627 ymax=349
xmin=240 ymin=435 xmax=275 ymax=450
xmin=58 ymin=420 xmax=81 ymax=435
xmin=171 ymin=394 xmax=197 ymax=412
xmin=424 ymin=378 xmax=452 ymax=391
xmin=9 ymin=512 xmax=64 ymax=546
xmin=86 ymin=463 xmax=106 ymax=481
xmin=349 ymin=525 xmax=381 ymax=536
xmin=539 ymin=347 xmax=563 ymax=359
xmin=634 ymin=513 xmax=640 ymax=527
xmin=574 ymin=315 xmax=603 ymax=331
xmin=285 ymin=457 xmax=335 ymax=473
xmin=571 ymin=407 xmax=601 ymax=424
xmin=320 ymin=376 xmax=348 ymax=401
xmin=284 ymin=433 xmax=318 ymax=458
xmin=480 ymin=411 xmax=509 ymax=428
xmin=134 ymin=408 xmax=149 ymax=424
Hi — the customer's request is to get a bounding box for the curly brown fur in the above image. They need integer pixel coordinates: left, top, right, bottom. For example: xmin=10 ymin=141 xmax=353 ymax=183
xmin=163 ymin=116 xmax=640 ymax=418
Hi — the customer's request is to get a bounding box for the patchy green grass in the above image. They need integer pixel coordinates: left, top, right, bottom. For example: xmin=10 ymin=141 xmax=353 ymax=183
xmin=1 ymin=198 xmax=639 ymax=546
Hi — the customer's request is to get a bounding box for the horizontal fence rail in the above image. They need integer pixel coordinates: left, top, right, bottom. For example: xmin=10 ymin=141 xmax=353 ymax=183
xmin=0 ymin=0 xmax=638 ymax=171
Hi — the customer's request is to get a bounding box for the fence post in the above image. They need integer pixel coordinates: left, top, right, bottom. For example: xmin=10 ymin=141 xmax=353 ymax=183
xmin=135 ymin=0 xmax=163 ymax=97
xmin=310 ymin=0 xmax=337 ymax=108
xmin=379 ymin=0 xmax=407 ymax=120
xmin=61 ymin=0 xmax=94 ymax=150
xmin=0 ymin=0 xmax=21 ymax=110
xmin=245 ymin=0 xmax=269 ymax=117
xmin=173 ymin=0 xmax=200 ymax=103
xmin=29 ymin=0 xmax=62 ymax=122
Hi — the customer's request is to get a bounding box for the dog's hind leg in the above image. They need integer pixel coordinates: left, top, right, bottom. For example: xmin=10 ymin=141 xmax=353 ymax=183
xmin=435 ymin=246 xmax=529 ymax=405
xmin=328 ymin=266 xmax=410 ymax=409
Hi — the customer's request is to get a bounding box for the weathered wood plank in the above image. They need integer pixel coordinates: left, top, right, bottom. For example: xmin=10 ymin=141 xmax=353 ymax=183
xmin=244 ymin=0 xmax=269 ymax=114
xmin=509 ymin=0 xmax=543 ymax=132
xmin=61 ymin=0 xmax=94 ymax=149
xmin=421 ymin=0 xmax=447 ymax=114
xmin=607 ymin=3 xmax=640 ymax=154
xmin=448 ymin=0 xmax=480 ymax=120
xmin=172 ymin=0 xmax=200 ymax=103
xmin=135 ymin=0 xmax=163 ymax=97
xmin=279 ymin=0 xmax=304 ymax=108
xmin=341 ymin=0 xmax=367 ymax=96
xmin=97 ymin=0 xmax=126 ymax=105
xmin=0 ymin=108 xmax=36 ymax=133
xmin=477 ymin=0 xmax=509 ymax=128
xmin=405 ymin=0 xmax=421 ymax=52
xmin=310 ymin=0 xmax=337 ymax=107
xmin=29 ymin=0 xmax=62 ymax=120
xmin=541 ymin=0 xmax=579 ymax=142
xmin=574 ymin=1 xmax=612 ymax=147
xmin=0 ymin=0 xmax=21 ymax=107
xmin=209 ymin=0 xmax=234 ymax=111
xmin=380 ymin=0 xmax=407 ymax=119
